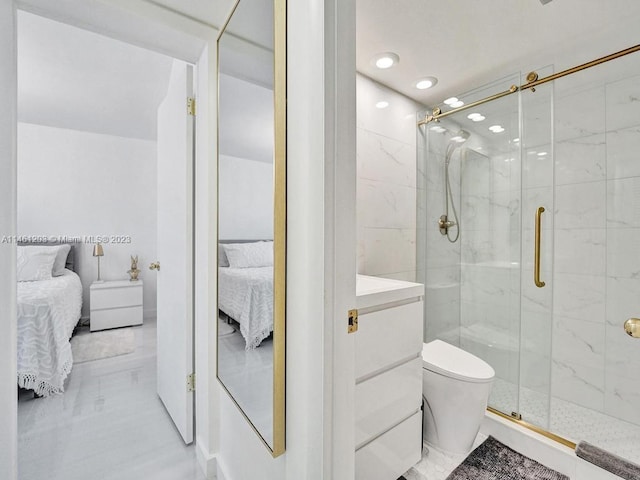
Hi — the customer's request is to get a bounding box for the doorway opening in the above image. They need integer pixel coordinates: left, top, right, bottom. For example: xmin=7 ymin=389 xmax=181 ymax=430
xmin=15 ymin=10 xmax=199 ymax=479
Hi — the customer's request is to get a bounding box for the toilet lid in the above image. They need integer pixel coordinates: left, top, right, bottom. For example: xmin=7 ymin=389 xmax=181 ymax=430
xmin=422 ymin=340 xmax=495 ymax=383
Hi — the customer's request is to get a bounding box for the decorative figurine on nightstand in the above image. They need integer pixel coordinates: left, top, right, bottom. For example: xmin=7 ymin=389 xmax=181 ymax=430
xmin=128 ymin=255 xmax=141 ymax=281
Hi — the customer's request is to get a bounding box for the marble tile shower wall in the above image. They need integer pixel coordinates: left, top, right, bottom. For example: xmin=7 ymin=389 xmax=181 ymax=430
xmin=419 ymin=127 xmax=463 ymax=346
xmin=356 ymin=74 xmax=423 ymax=282
xmin=459 ymin=147 xmax=522 ymax=385
xmin=552 ymin=73 xmax=640 ymax=426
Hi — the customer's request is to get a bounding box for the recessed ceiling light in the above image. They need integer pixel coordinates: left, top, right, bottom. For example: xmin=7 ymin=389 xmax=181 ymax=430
xmin=375 ymin=101 xmax=389 ymax=109
xmin=451 ymin=135 xmax=466 ymax=143
xmin=450 ymin=101 xmax=464 ymax=108
xmin=537 ymin=151 xmax=548 ymax=156
xmin=443 ymin=97 xmax=458 ymax=105
xmin=430 ymin=125 xmax=446 ymax=133
xmin=371 ymin=52 xmax=399 ymax=69
xmin=416 ymin=77 xmax=438 ymax=90
xmin=489 ymin=125 xmax=505 ymax=133
xmin=467 ymin=112 xmax=485 ymax=122
xmin=513 ymin=138 xmax=520 ymax=143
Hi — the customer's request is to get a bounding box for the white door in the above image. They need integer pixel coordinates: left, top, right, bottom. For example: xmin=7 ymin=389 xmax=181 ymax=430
xmin=155 ymin=59 xmax=194 ymax=444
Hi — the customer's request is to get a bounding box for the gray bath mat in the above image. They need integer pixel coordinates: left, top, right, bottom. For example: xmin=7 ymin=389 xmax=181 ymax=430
xmin=576 ymin=441 xmax=640 ymax=480
xmin=446 ymin=436 xmax=568 ymax=480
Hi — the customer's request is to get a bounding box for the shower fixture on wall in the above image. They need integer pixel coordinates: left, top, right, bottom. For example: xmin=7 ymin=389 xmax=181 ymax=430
xmin=439 ymin=130 xmax=469 ymax=243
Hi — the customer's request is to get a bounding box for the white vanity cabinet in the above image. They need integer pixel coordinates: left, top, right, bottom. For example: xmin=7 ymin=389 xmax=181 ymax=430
xmin=355 ymin=275 xmax=424 ymax=480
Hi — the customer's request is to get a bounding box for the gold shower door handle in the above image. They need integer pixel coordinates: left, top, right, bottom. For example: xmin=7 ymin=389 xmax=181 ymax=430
xmin=534 ymin=206 xmax=545 ymax=288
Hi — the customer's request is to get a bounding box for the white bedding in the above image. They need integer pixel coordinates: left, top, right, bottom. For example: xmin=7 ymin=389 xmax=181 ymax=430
xmin=17 ymin=269 xmax=83 ymax=396
xmin=218 ymin=266 xmax=273 ymax=349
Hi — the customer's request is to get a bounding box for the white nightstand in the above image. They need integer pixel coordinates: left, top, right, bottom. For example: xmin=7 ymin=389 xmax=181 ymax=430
xmin=90 ymin=280 xmax=144 ymax=331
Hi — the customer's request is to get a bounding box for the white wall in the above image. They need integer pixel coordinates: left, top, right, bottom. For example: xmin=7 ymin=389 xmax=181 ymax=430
xmin=356 ymin=74 xmax=423 ymax=282
xmin=17 ymin=123 xmax=158 ymax=319
xmin=218 ymin=154 xmax=273 ymax=240
xmin=0 ymin=2 xmax=18 ymax=479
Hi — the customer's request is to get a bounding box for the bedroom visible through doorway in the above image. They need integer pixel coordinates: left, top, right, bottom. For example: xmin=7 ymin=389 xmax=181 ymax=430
xmin=15 ymin=10 xmax=200 ymax=480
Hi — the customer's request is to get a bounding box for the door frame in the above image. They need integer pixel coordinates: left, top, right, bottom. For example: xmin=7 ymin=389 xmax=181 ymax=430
xmin=3 ymin=2 xmax=218 ymax=479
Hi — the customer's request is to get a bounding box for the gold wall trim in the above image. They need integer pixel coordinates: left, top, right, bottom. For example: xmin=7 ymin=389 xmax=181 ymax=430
xmin=272 ymin=0 xmax=287 ymax=459
xmin=487 ymin=407 xmax=577 ymax=450
xmin=419 ymin=44 xmax=640 ymax=125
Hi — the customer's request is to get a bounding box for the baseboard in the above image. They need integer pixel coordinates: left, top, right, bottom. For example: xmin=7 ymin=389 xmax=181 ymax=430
xmin=196 ymin=439 xmax=218 ymax=479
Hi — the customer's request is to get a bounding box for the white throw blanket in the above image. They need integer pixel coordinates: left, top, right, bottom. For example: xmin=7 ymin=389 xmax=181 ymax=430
xmin=218 ymin=266 xmax=273 ymax=349
xmin=17 ymin=270 xmax=82 ymax=396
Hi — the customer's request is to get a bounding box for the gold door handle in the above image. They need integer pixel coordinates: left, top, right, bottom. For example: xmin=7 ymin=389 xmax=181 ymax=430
xmin=149 ymin=261 xmax=161 ymax=271
xmin=534 ymin=206 xmax=545 ymax=288
xmin=625 ymin=318 xmax=640 ymax=338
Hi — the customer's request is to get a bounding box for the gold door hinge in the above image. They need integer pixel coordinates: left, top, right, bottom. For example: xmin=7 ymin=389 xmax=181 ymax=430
xmin=187 ymin=97 xmax=196 ymax=116
xmin=187 ymin=373 xmax=195 ymax=392
xmin=348 ymin=309 xmax=358 ymax=334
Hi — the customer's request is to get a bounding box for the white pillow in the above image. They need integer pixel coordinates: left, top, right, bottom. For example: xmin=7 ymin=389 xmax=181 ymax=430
xmin=223 ymin=241 xmax=273 ymax=268
xmin=52 ymin=244 xmax=71 ymax=276
xmin=16 ymin=246 xmax=58 ymax=282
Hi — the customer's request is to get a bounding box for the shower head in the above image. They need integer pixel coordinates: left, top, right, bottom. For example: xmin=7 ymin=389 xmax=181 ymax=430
xmin=449 ymin=130 xmax=470 ymax=145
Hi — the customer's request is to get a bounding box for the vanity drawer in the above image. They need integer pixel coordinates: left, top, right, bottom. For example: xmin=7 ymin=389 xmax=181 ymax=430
xmin=355 ymin=300 xmax=423 ymax=380
xmin=355 ymin=357 xmax=422 ymax=448
xmin=355 ymin=410 xmax=422 ymax=480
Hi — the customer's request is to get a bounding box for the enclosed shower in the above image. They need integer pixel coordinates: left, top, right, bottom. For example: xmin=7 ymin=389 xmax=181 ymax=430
xmin=417 ymin=47 xmax=640 ymax=465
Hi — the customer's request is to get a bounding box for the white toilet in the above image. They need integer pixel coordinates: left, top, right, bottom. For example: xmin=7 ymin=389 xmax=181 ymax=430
xmin=421 ymin=339 xmax=495 ymax=454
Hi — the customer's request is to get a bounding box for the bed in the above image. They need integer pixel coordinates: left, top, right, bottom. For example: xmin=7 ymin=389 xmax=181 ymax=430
xmin=16 ymin=243 xmax=83 ymax=396
xmin=218 ymin=241 xmax=273 ymax=349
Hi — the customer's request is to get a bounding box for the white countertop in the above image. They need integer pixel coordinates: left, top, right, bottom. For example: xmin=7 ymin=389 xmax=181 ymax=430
xmin=356 ymin=274 xmax=424 ymax=309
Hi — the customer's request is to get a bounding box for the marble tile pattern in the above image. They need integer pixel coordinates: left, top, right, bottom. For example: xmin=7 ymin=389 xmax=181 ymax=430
xmin=356 ymin=74 xmax=423 ymax=283
xmin=549 ymin=71 xmax=640 ymax=425
xmin=18 ymin=320 xmax=206 ymax=480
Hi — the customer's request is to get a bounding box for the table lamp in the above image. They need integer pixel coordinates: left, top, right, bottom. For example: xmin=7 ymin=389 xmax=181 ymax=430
xmin=93 ymin=243 xmax=104 ymax=283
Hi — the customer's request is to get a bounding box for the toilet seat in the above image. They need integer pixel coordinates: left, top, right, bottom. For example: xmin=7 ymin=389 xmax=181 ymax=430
xmin=422 ymin=339 xmax=495 ymax=383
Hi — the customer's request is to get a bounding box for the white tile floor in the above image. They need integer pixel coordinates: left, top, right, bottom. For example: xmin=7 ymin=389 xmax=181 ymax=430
xmin=18 ymin=320 xmax=205 ymax=480
xmin=217 ymin=316 xmax=274 ymax=446
xmin=491 ymin=377 xmax=640 ymax=464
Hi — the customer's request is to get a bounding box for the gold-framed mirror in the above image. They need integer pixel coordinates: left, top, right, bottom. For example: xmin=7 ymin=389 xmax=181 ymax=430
xmin=216 ymin=0 xmax=286 ymax=457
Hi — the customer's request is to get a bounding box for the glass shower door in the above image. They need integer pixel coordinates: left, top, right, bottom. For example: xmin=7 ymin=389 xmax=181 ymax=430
xmin=417 ymin=73 xmax=533 ymax=421
xmin=518 ymin=66 xmax=554 ymax=429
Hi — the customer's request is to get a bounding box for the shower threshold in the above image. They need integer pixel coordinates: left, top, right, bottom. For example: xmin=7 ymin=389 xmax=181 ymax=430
xmin=489 ymin=378 xmax=640 ymax=465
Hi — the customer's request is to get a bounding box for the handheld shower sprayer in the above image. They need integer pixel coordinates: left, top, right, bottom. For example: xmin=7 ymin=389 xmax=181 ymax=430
xmin=439 ymin=130 xmax=469 ymax=243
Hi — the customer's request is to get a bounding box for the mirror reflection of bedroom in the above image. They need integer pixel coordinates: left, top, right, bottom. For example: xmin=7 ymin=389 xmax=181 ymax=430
xmin=217 ymin=9 xmax=276 ymax=445
xmin=16 ymin=11 xmax=201 ymax=480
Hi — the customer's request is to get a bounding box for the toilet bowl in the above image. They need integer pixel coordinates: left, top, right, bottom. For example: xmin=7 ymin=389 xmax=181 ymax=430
xmin=422 ymin=339 xmax=495 ymax=454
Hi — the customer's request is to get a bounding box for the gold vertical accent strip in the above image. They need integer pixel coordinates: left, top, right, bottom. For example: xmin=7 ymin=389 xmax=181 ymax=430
xmin=534 ymin=206 xmax=545 ymax=288
xmin=487 ymin=407 xmax=576 ymax=449
xmin=271 ymin=0 xmax=287 ymax=459
xmin=418 ymin=44 xmax=640 ymax=125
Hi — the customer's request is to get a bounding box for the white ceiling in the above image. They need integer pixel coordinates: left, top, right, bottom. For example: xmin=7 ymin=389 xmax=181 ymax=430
xmin=18 ymin=10 xmax=173 ymax=140
xmin=356 ymin=0 xmax=640 ymax=108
